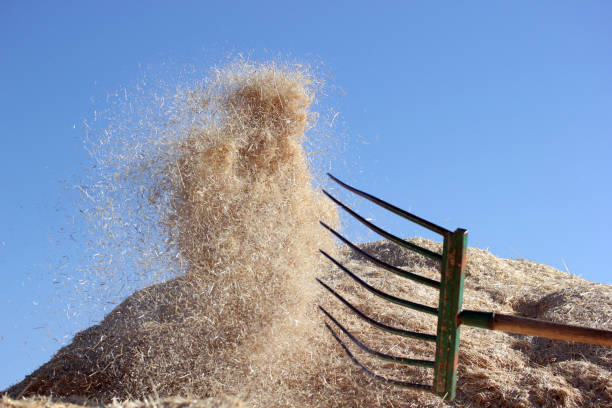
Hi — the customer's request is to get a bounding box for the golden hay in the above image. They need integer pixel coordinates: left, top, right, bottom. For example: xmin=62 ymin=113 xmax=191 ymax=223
xmin=3 ymin=61 xmax=611 ymax=407
xmin=0 ymin=395 xmax=245 ymax=408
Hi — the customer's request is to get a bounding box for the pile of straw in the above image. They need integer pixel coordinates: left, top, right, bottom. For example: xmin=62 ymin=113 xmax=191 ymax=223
xmin=1 ymin=395 xmax=244 ymax=408
xmin=4 ymin=61 xmax=611 ymax=407
xmin=328 ymin=240 xmax=612 ymax=407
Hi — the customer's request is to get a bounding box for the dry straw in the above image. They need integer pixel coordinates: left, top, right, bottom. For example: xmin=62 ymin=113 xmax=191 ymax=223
xmin=4 ymin=61 xmax=611 ymax=407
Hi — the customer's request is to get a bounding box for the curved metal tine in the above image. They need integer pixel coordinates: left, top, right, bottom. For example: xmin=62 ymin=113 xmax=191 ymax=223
xmin=322 ymin=190 xmax=442 ymax=262
xmin=316 ymin=278 xmax=437 ymax=342
xmin=327 ymin=173 xmax=450 ymax=237
xmin=319 ymin=221 xmax=440 ymax=289
xmin=319 ymin=306 xmax=435 ymax=368
xmin=320 ymin=250 xmax=438 ymax=316
xmin=324 ymin=321 xmax=433 ymax=392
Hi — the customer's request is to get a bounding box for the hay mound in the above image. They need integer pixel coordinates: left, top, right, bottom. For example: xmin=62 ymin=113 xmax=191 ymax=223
xmin=1 ymin=395 xmax=245 ymax=408
xmin=5 ymin=242 xmax=612 ymax=407
xmin=4 ymin=62 xmax=611 ymax=407
xmin=310 ymin=239 xmax=610 ymax=408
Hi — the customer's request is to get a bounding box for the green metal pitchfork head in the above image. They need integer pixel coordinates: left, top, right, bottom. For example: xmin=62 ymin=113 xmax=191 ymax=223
xmin=318 ymin=173 xmax=612 ymax=401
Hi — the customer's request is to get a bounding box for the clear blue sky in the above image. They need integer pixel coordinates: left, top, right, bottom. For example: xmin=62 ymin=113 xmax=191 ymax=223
xmin=1 ymin=0 xmax=611 ymax=391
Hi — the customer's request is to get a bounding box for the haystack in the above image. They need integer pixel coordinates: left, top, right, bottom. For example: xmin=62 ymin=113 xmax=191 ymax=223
xmin=3 ymin=61 xmax=610 ymax=407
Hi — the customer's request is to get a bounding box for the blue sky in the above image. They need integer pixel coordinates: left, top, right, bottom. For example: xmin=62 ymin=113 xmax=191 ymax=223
xmin=1 ymin=1 xmax=611 ymax=391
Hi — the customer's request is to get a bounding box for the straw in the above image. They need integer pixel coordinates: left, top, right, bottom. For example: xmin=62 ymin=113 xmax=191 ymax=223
xmin=4 ymin=60 xmax=610 ymax=408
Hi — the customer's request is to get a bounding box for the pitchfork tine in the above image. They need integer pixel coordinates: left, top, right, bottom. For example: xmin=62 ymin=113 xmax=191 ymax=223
xmin=324 ymin=321 xmax=433 ymax=391
xmin=316 ymin=278 xmax=437 ymax=342
xmin=321 ymin=190 xmax=442 ymax=262
xmin=319 ymin=221 xmax=440 ymax=289
xmin=327 ymin=173 xmax=450 ymax=236
xmin=319 ymin=250 xmax=438 ymax=316
xmin=319 ymin=306 xmax=435 ymax=368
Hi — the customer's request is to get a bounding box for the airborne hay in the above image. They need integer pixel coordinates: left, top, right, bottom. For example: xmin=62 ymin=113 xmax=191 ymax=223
xmin=4 ymin=60 xmax=340 ymax=404
xmin=4 ymin=60 xmax=611 ymax=407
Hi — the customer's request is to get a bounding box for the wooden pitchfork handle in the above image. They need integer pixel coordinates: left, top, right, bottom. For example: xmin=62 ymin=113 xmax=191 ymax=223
xmin=459 ymin=310 xmax=612 ymax=347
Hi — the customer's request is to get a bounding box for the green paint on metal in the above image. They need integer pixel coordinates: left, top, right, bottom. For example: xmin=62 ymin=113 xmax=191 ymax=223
xmin=459 ymin=310 xmax=494 ymax=329
xmin=433 ymin=228 xmax=468 ymax=400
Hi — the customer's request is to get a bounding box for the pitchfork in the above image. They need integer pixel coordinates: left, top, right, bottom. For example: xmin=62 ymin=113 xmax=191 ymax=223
xmin=317 ymin=173 xmax=612 ymax=401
